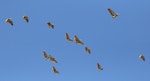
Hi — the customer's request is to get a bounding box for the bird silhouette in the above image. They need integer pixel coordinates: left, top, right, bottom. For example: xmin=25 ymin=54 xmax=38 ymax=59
xmin=52 ymin=66 xmax=59 ymax=74
xmin=48 ymin=55 xmax=58 ymax=63
xmin=85 ymin=46 xmax=91 ymax=54
xmin=97 ymin=63 xmax=103 ymax=71
xmin=65 ymin=33 xmax=73 ymax=42
xmin=108 ymin=8 xmax=118 ymax=19
xmin=47 ymin=22 xmax=54 ymax=29
xmin=139 ymin=54 xmax=145 ymax=61
xmin=23 ymin=16 xmax=29 ymax=22
xmin=5 ymin=18 xmax=13 ymax=26
xmin=74 ymin=35 xmax=84 ymax=45
xmin=42 ymin=51 xmax=49 ymax=59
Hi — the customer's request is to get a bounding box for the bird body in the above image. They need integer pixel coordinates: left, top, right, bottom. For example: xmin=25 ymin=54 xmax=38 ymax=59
xmin=85 ymin=47 xmax=91 ymax=54
xmin=108 ymin=8 xmax=118 ymax=19
xmin=43 ymin=51 xmax=49 ymax=59
xmin=47 ymin=22 xmax=54 ymax=29
xmin=52 ymin=66 xmax=59 ymax=74
xmin=65 ymin=33 xmax=73 ymax=42
xmin=5 ymin=18 xmax=13 ymax=26
xmin=139 ymin=54 xmax=145 ymax=61
xmin=23 ymin=16 xmax=29 ymax=22
xmin=74 ymin=35 xmax=84 ymax=45
xmin=97 ymin=63 xmax=103 ymax=71
xmin=42 ymin=51 xmax=58 ymax=63
xmin=48 ymin=55 xmax=58 ymax=63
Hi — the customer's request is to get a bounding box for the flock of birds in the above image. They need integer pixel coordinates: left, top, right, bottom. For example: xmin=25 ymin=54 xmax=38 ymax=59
xmin=5 ymin=8 xmax=146 ymax=75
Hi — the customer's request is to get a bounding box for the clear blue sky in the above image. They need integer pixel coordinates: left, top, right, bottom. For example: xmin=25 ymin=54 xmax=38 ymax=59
xmin=0 ymin=0 xmax=150 ymax=81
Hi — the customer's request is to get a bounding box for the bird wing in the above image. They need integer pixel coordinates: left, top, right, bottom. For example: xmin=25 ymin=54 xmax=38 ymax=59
xmin=6 ymin=19 xmax=13 ymax=26
xmin=85 ymin=47 xmax=91 ymax=54
xmin=108 ymin=8 xmax=115 ymax=16
xmin=52 ymin=66 xmax=59 ymax=74
xmin=74 ymin=36 xmax=84 ymax=45
xmin=108 ymin=8 xmax=118 ymax=19
xmin=43 ymin=51 xmax=48 ymax=59
xmin=97 ymin=63 xmax=103 ymax=71
xmin=48 ymin=55 xmax=58 ymax=63
xmin=65 ymin=33 xmax=73 ymax=42
xmin=23 ymin=16 xmax=29 ymax=22
xmin=47 ymin=22 xmax=54 ymax=29
xmin=139 ymin=55 xmax=145 ymax=61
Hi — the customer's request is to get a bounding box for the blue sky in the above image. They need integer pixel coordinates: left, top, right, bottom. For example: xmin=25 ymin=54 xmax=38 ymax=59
xmin=0 ymin=0 xmax=150 ymax=81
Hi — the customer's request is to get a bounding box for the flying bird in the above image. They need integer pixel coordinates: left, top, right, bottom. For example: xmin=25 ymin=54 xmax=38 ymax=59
xmin=5 ymin=18 xmax=13 ymax=26
xmin=65 ymin=33 xmax=73 ymax=42
xmin=23 ymin=16 xmax=29 ymax=22
xmin=139 ymin=54 xmax=145 ymax=61
xmin=108 ymin=8 xmax=118 ymax=19
xmin=97 ymin=63 xmax=103 ymax=71
xmin=74 ymin=35 xmax=84 ymax=45
xmin=85 ymin=46 xmax=91 ymax=54
xmin=42 ymin=51 xmax=49 ymax=59
xmin=47 ymin=22 xmax=54 ymax=29
xmin=52 ymin=66 xmax=59 ymax=74
xmin=48 ymin=55 xmax=58 ymax=63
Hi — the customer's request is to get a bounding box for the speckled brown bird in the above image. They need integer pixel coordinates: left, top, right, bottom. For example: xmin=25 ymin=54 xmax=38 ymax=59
xmin=42 ymin=51 xmax=49 ymax=59
xmin=52 ymin=66 xmax=59 ymax=74
xmin=65 ymin=33 xmax=73 ymax=42
xmin=23 ymin=16 xmax=29 ymax=22
xmin=108 ymin=8 xmax=118 ymax=19
xmin=97 ymin=63 xmax=103 ymax=71
xmin=48 ymin=55 xmax=58 ymax=63
xmin=139 ymin=54 xmax=145 ymax=61
xmin=47 ymin=22 xmax=54 ymax=29
xmin=74 ymin=35 xmax=84 ymax=45
xmin=85 ymin=46 xmax=91 ymax=54
xmin=5 ymin=18 xmax=13 ymax=26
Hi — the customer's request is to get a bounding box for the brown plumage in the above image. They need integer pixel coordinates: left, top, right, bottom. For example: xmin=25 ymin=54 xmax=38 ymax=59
xmin=23 ymin=16 xmax=29 ymax=22
xmin=52 ymin=66 xmax=59 ymax=74
xmin=74 ymin=35 xmax=84 ymax=45
xmin=5 ymin=18 xmax=13 ymax=26
xmin=139 ymin=54 xmax=145 ymax=61
xmin=85 ymin=46 xmax=91 ymax=54
xmin=42 ymin=51 xmax=49 ymax=59
xmin=97 ymin=63 xmax=103 ymax=71
xmin=108 ymin=8 xmax=118 ymax=19
xmin=65 ymin=33 xmax=73 ymax=42
xmin=48 ymin=55 xmax=58 ymax=63
xmin=47 ymin=22 xmax=54 ymax=29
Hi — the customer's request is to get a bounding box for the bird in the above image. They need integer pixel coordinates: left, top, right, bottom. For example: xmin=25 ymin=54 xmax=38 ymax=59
xmin=42 ymin=51 xmax=49 ymax=59
xmin=52 ymin=66 xmax=59 ymax=74
xmin=48 ymin=55 xmax=58 ymax=63
xmin=85 ymin=46 xmax=91 ymax=54
xmin=47 ymin=22 xmax=54 ymax=29
xmin=74 ymin=35 xmax=84 ymax=45
xmin=139 ymin=54 xmax=145 ymax=61
xmin=23 ymin=16 xmax=29 ymax=22
xmin=5 ymin=18 xmax=13 ymax=26
xmin=65 ymin=33 xmax=73 ymax=42
xmin=97 ymin=63 xmax=103 ymax=71
xmin=108 ymin=8 xmax=118 ymax=19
